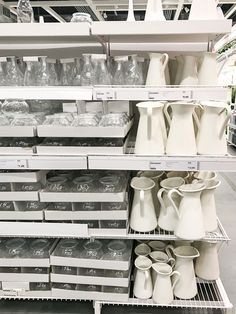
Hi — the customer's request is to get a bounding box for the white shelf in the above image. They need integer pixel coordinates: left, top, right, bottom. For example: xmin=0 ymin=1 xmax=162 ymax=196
xmin=0 ymin=87 xmax=93 ymax=100
xmin=93 ymin=86 xmax=228 ymax=101
xmin=91 ymin=20 xmax=232 ymax=44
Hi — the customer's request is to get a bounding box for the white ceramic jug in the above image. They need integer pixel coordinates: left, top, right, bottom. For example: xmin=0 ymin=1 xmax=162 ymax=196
xmin=138 ymin=171 xmax=165 ymax=217
xmin=198 ymin=52 xmax=218 ymax=86
xmin=195 ymin=241 xmax=220 ymax=281
xmin=135 ymin=102 xmax=166 ymax=155
xmin=164 ymin=102 xmax=200 ymax=156
xmin=157 ymin=177 xmax=185 ymax=232
xmin=189 ymin=0 xmax=218 ymax=20
xmin=201 ymin=180 xmax=221 ymax=232
xmin=194 ymin=171 xmax=217 ymax=182
xmin=167 ymin=245 xmax=200 ymax=299
xmin=148 ymin=240 xmax=167 ymax=252
xmin=197 ymin=102 xmax=231 ymax=155
xmin=133 ymin=256 xmax=153 ymax=299
xmin=174 ymin=56 xmax=184 ymax=85
xmin=146 ymin=53 xmax=169 ymax=86
xmin=152 ymin=263 xmax=180 ymax=304
xmin=150 ymin=251 xmax=175 ymax=284
xmin=167 ymin=171 xmax=190 ymax=183
xmin=168 ymin=183 xmax=206 ymax=240
xmin=127 ymin=0 xmax=135 ymax=21
xmin=179 ymin=56 xmax=198 ymax=86
xmin=130 ymin=177 xmax=157 ymax=232
xmin=135 ymin=243 xmax=152 ymax=257
xmin=145 ymin=0 xmax=165 ymax=21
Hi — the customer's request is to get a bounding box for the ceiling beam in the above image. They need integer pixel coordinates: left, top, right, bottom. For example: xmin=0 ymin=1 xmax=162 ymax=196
xmin=85 ymin=0 xmax=104 ymax=21
xmin=42 ymin=5 xmax=66 ymax=22
xmin=225 ymin=3 xmax=236 ymax=18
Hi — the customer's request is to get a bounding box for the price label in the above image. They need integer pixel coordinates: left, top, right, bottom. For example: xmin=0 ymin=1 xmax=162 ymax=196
xmin=150 ymin=160 xmax=198 ymax=171
xmin=95 ymin=90 xmax=116 ymax=100
xmin=0 ymin=159 xmax=28 ymax=169
xmin=148 ymin=90 xmax=193 ymax=101
xmin=148 ymin=91 xmax=160 ymax=100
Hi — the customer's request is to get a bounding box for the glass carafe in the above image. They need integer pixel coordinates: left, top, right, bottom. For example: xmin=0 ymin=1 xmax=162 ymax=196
xmin=126 ymin=55 xmax=143 ymax=85
xmin=35 ymin=56 xmax=50 ymax=86
xmin=72 ymin=58 xmax=81 ymax=86
xmin=5 ymin=57 xmax=23 ymax=86
xmin=92 ymin=54 xmax=111 ymax=85
xmin=47 ymin=58 xmax=58 ymax=86
xmin=5 ymin=238 xmax=27 ymax=258
xmin=80 ymin=54 xmax=93 ymax=86
xmin=113 ymin=56 xmax=127 ymax=85
xmin=17 ymin=0 xmax=34 ymax=22
xmin=60 ymin=58 xmax=75 ymax=86
xmin=0 ymin=57 xmax=6 ymax=86
xmin=23 ymin=57 xmax=39 ymax=86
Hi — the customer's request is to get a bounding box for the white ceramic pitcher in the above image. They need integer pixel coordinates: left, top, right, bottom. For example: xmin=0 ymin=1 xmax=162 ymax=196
xmin=167 ymin=171 xmax=190 ymax=183
xmin=150 ymin=251 xmax=175 ymax=284
xmin=189 ymin=0 xmax=218 ymax=20
xmin=201 ymin=180 xmax=221 ymax=232
xmin=145 ymin=0 xmax=165 ymax=21
xmin=152 ymin=263 xmax=180 ymax=304
xmin=194 ymin=171 xmax=217 ymax=182
xmin=198 ymin=52 xmax=218 ymax=86
xmin=167 ymin=245 xmax=200 ymax=299
xmin=146 ymin=53 xmax=169 ymax=86
xmin=157 ymin=177 xmax=185 ymax=232
xmin=195 ymin=241 xmax=220 ymax=281
xmin=174 ymin=56 xmax=184 ymax=85
xmin=197 ymin=102 xmax=231 ymax=155
xmin=135 ymin=102 xmax=166 ymax=155
xmin=164 ymin=102 xmax=200 ymax=155
xmin=179 ymin=56 xmax=198 ymax=86
xmin=133 ymin=256 xmax=153 ymax=299
xmin=168 ymin=183 xmax=206 ymax=240
xmin=130 ymin=177 xmax=157 ymax=232
xmin=138 ymin=171 xmax=165 ymax=217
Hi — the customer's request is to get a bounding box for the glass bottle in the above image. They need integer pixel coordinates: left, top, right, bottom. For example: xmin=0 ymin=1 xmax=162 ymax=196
xmin=92 ymin=54 xmax=111 ymax=85
xmin=23 ymin=57 xmax=38 ymax=86
xmin=125 ymin=55 xmax=142 ymax=86
xmin=17 ymin=0 xmax=34 ymax=23
xmin=47 ymin=58 xmax=58 ymax=86
xmin=80 ymin=54 xmax=93 ymax=86
xmin=60 ymin=58 xmax=75 ymax=86
xmin=113 ymin=56 xmax=127 ymax=85
xmin=35 ymin=56 xmax=50 ymax=86
xmin=5 ymin=57 xmax=23 ymax=86
xmin=72 ymin=58 xmax=81 ymax=86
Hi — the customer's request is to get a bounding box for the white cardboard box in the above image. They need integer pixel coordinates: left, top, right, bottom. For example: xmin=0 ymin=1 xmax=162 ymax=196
xmin=36 ymin=145 xmax=126 ymax=155
xmin=0 ymin=191 xmax=39 ymax=201
xmin=0 ymin=126 xmax=36 ymax=137
xmin=0 ymin=170 xmax=47 ymax=182
xmin=51 ymin=273 xmax=129 ymax=287
xmin=0 ymin=147 xmax=34 ymax=155
xmin=0 ymin=273 xmax=49 ymax=282
xmin=0 ymin=210 xmax=43 ymax=221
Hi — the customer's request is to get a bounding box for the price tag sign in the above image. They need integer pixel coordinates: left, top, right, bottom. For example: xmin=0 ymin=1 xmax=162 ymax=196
xmin=150 ymin=160 xmax=198 ymax=171
xmin=0 ymin=159 xmax=28 ymax=169
xmin=148 ymin=91 xmax=160 ymax=100
xmin=148 ymin=89 xmax=193 ymax=101
xmin=95 ymin=90 xmax=116 ymax=100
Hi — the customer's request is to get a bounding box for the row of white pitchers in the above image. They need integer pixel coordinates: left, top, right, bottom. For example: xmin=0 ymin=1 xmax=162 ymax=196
xmin=146 ymin=52 xmax=219 ymax=87
xmin=135 ymin=101 xmax=231 ymax=156
xmin=134 ymin=241 xmax=220 ymax=303
xmin=130 ymin=171 xmax=219 ymax=239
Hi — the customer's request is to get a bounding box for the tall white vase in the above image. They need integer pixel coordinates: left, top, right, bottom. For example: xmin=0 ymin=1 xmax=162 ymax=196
xmin=135 ymin=102 xmax=166 ymax=155
xmin=179 ymin=56 xmax=198 ymax=86
xmin=146 ymin=53 xmax=169 ymax=86
xmin=130 ymin=177 xmax=157 ymax=232
xmin=189 ymin=0 xmax=218 ymax=20
xmin=145 ymin=0 xmax=165 ymax=21
xmin=127 ymin=0 xmax=135 ymax=21
xmin=198 ymin=52 xmax=218 ymax=86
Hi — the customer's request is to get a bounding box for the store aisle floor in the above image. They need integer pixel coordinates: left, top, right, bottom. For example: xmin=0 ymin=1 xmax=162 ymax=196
xmin=217 ymin=172 xmax=236 ymax=306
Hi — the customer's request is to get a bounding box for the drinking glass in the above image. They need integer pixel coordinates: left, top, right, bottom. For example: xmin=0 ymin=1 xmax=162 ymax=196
xmin=99 ymin=175 xmax=119 ymax=192
xmin=102 ymin=286 xmax=128 ymax=294
xmin=0 ymin=115 xmax=10 ymax=126
xmin=99 ymin=113 xmax=129 ymax=127
xmin=92 ymin=54 xmax=111 ymax=85
xmin=30 ymin=282 xmax=50 ymax=291
xmin=78 ymin=220 xmax=99 ymax=228
xmin=81 ymin=240 xmax=103 ymax=259
xmin=113 ymin=56 xmax=127 ymax=85
xmin=1 ymin=100 xmax=29 ymax=116
xmin=50 ymin=202 xmax=72 ymax=211
xmin=41 ymin=138 xmax=70 ymax=147
xmin=0 ymin=183 xmax=11 ymax=191
xmin=5 ymin=238 xmax=27 ymax=258
xmin=72 ymin=113 xmax=100 ymax=127
xmin=106 ymin=240 xmax=128 ymax=260
xmin=14 ymin=181 xmax=42 ymax=191
xmin=0 ymin=57 xmax=6 ymax=86
xmin=101 ymin=202 xmax=127 ymax=211
xmin=29 ymin=238 xmax=51 ymax=258
xmin=76 ymin=284 xmax=101 ymax=292
xmin=0 ymin=201 xmax=14 ymax=211
xmin=53 ymin=265 xmax=77 ymax=275
xmin=80 ymin=54 xmax=93 ymax=86
xmin=73 ymin=202 xmax=100 ymax=211
xmin=56 ymin=239 xmax=79 ymax=257
xmin=60 ymin=59 xmax=75 ymax=86
xmin=5 ymin=57 xmax=23 ymax=86
xmin=46 ymin=176 xmax=70 ymax=192
xmin=105 ymin=269 xmax=129 ymax=278
xmin=11 ymin=114 xmax=42 ymax=126
xmin=20 ymin=201 xmax=46 ymax=211
xmin=100 ymin=220 xmax=126 ymax=229
xmin=29 ymin=100 xmax=53 ymax=115
xmin=126 ymin=55 xmax=143 ymax=85
xmin=10 ymin=137 xmax=38 ymax=147
xmin=70 ymin=12 xmax=92 ymax=23
xmin=79 ymin=268 xmax=103 ymax=277
xmin=54 ymin=283 xmax=75 ymax=290
xmin=43 ymin=113 xmax=73 ymax=126
xmin=73 ymin=176 xmax=95 ymax=192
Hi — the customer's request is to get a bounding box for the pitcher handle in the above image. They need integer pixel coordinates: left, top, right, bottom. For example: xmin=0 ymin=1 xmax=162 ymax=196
xmin=161 ymin=53 xmax=169 ymax=70
xmin=157 ymin=188 xmax=166 ymax=214
xmin=163 ymin=103 xmax=171 ymax=126
xmin=167 ymin=189 xmax=183 ymax=219
xmin=144 ymin=270 xmax=150 ymax=290
xmin=147 ymin=106 xmax=152 ymax=141
xmin=219 ymin=110 xmax=231 ymax=139
xmin=140 ymin=189 xmax=145 ymax=218
xmin=168 ymin=257 xmax=176 ymax=268
xmin=171 ymin=271 xmax=180 ymax=290
xmin=193 ymin=111 xmax=200 ymax=130
xmin=165 ymin=244 xmax=175 ymax=258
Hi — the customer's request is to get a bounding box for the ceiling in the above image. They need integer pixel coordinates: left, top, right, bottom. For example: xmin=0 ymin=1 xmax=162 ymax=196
xmin=3 ymin=0 xmax=236 ymax=23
